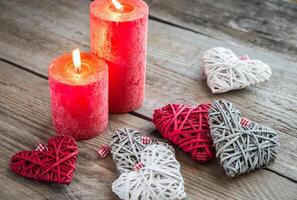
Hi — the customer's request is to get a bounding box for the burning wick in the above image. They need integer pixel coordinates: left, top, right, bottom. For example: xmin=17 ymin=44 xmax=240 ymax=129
xmin=112 ymin=0 xmax=124 ymax=11
xmin=72 ymin=48 xmax=81 ymax=73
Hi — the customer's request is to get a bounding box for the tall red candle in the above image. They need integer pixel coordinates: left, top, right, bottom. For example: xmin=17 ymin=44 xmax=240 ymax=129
xmin=48 ymin=50 xmax=108 ymax=140
xmin=90 ymin=0 xmax=148 ymax=113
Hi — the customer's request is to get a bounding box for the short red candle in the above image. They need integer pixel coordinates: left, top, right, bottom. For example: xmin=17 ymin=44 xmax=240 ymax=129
xmin=90 ymin=0 xmax=149 ymax=113
xmin=48 ymin=51 xmax=108 ymax=140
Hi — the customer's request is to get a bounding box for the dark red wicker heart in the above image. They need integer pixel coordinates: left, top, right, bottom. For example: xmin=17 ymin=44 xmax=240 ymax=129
xmin=153 ymin=103 xmax=214 ymax=163
xmin=10 ymin=135 xmax=79 ymax=184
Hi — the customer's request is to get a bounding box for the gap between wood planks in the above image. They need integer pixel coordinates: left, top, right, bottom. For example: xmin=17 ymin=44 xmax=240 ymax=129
xmin=1 ymin=57 xmax=296 ymax=184
xmin=149 ymin=15 xmax=213 ymax=38
xmin=144 ymin=0 xmax=297 ymax=62
xmin=1 ymin=0 xmax=296 ymax=184
xmin=5 ymin=59 xmax=297 ymax=200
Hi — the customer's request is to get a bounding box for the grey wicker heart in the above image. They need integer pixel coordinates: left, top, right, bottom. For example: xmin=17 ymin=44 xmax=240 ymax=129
xmin=208 ymin=99 xmax=279 ymax=177
xmin=110 ymin=128 xmax=171 ymax=174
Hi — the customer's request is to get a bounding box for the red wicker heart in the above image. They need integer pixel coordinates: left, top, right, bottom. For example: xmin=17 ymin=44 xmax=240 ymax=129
xmin=153 ymin=103 xmax=214 ymax=163
xmin=10 ymin=135 xmax=79 ymax=184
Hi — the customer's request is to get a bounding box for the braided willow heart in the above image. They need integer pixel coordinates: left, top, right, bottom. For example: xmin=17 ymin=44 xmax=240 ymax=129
xmin=208 ymin=99 xmax=279 ymax=177
xmin=202 ymin=47 xmax=272 ymax=93
xmin=153 ymin=103 xmax=214 ymax=163
xmin=112 ymin=144 xmax=186 ymax=200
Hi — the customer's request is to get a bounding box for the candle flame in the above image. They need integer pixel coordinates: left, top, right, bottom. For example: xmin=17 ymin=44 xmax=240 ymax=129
xmin=112 ymin=0 xmax=124 ymax=11
xmin=72 ymin=48 xmax=81 ymax=73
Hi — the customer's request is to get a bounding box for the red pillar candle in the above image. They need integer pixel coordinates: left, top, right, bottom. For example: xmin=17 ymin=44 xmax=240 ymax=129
xmin=90 ymin=0 xmax=149 ymax=113
xmin=48 ymin=49 xmax=108 ymax=140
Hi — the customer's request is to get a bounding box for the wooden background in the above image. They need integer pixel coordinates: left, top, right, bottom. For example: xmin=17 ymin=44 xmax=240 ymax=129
xmin=0 ymin=0 xmax=297 ymax=199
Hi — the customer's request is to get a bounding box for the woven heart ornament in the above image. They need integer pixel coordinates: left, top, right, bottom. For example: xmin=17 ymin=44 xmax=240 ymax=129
xmin=109 ymin=128 xmax=171 ymax=174
xmin=153 ymin=103 xmax=214 ymax=163
xmin=202 ymin=47 xmax=272 ymax=93
xmin=10 ymin=135 xmax=79 ymax=184
xmin=112 ymin=144 xmax=186 ymax=200
xmin=208 ymin=99 xmax=279 ymax=177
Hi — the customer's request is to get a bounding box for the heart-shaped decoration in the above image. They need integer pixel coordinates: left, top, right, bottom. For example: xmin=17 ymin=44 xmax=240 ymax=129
xmin=112 ymin=144 xmax=186 ymax=200
xmin=208 ymin=99 xmax=279 ymax=177
xmin=153 ymin=103 xmax=214 ymax=163
xmin=110 ymin=128 xmax=170 ymax=174
xmin=202 ymin=47 xmax=272 ymax=93
xmin=10 ymin=135 xmax=79 ymax=184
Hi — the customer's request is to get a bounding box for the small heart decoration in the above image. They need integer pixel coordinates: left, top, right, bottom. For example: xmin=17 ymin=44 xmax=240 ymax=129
xmin=208 ymin=99 xmax=279 ymax=177
xmin=10 ymin=135 xmax=79 ymax=184
xmin=109 ymin=128 xmax=171 ymax=174
xmin=202 ymin=47 xmax=272 ymax=93
xmin=153 ymin=103 xmax=214 ymax=163
xmin=112 ymin=144 xmax=186 ymax=200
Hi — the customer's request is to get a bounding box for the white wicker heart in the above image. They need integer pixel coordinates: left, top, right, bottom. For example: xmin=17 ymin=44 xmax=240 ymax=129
xmin=112 ymin=144 xmax=186 ymax=200
xmin=202 ymin=47 xmax=272 ymax=93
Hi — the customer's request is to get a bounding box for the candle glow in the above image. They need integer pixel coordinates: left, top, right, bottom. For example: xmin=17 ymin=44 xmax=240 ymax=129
xmin=112 ymin=0 xmax=124 ymax=11
xmin=72 ymin=48 xmax=81 ymax=73
xmin=48 ymin=52 xmax=108 ymax=140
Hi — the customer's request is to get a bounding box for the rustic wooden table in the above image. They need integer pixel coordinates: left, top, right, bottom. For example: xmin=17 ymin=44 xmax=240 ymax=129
xmin=0 ymin=0 xmax=297 ymax=199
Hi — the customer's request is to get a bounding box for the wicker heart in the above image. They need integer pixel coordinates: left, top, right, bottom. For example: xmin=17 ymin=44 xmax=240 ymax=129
xmin=112 ymin=144 xmax=186 ymax=200
xmin=153 ymin=103 xmax=214 ymax=163
xmin=208 ymin=99 xmax=279 ymax=177
xmin=202 ymin=47 xmax=272 ymax=93
xmin=10 ymin=135 xmax=79 ymax=184
xmin=110 ymin=128 xmax=171 ymax=174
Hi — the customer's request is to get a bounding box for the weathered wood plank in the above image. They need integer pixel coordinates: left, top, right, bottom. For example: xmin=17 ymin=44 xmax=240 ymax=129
xmin=145 ymin=0 xmax=297 ymax=62
xmin=0 ymin=0 xmax=296 ymax=181
xmin=146 ymin=21 xmax=297 ymax=182
xmin=1 ymin=60 xmax=297 ymax=199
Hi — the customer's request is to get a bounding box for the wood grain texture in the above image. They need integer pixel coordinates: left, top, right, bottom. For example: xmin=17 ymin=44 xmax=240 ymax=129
xmin=0 ymin=0 xmax=297 ymax=182
xmin=145 ymin=20 xmax=297 ymax=182
xmin=145 ymin=0 xmax=297 ymax=62
xmin=1 ymin=60 xmax=297 ymax=200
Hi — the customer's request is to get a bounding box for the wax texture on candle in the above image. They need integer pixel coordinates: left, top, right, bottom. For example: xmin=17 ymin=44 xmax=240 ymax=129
xmin=48 ymin=53 xmax=108 ymax=140
xmin=90 ymin=0 xmax=149 ymax=113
